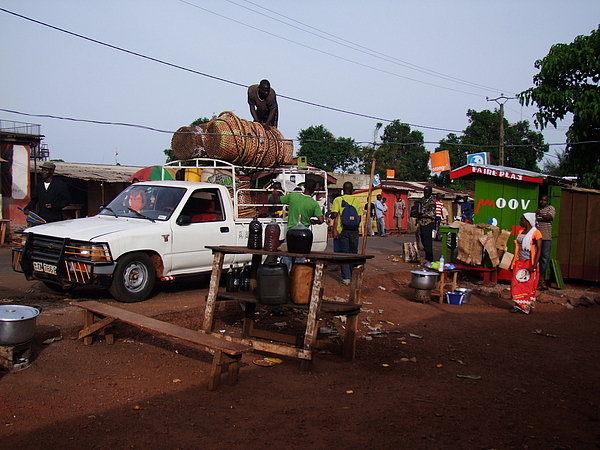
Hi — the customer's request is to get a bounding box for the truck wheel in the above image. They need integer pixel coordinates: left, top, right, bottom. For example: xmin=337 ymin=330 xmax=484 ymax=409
xmin=109 ymin=252 xmax=155 ymax=302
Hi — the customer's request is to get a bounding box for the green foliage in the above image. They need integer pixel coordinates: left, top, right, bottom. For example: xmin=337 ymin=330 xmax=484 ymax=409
xmin=518 ymin=26 xmax=600 ymax=188
xmin=164 ymin=148 xmax=176 ymax=163
xmin=369 ymin=120 xmax=430 ymax=181
xmin=297 ymin=125 xmax=360 ymax=172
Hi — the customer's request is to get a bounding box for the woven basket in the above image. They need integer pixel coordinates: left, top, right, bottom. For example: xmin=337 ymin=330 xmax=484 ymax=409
xmin=202 ymin=112 xmax=293 ymax=167
xmin=171 ymin=125 xmax=207 ymax=160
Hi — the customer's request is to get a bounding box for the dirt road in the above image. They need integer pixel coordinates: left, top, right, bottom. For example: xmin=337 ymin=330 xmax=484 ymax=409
xmin=1 ymin=238 xmax=599 ymax=450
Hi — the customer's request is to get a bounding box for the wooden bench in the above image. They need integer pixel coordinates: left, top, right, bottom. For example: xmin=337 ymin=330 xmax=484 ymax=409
xmin=70 ymin=301 xmax=252 ymax=391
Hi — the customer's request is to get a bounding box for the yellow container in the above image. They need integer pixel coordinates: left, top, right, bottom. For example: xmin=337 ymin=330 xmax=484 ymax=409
xmin=184 ymin=168 xmax=202 ymax=181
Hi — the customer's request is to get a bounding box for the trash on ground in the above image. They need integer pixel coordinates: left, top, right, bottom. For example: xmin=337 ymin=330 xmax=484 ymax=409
xmin=457 ymin=374 xmax=482 ymax=380
xmin=42 ymin=336 xmax=63 ymax=345
xmin=533 ymin=329 xmax=557 ymax=338
xmin=409 ymin=333 xmax=423 ymax=339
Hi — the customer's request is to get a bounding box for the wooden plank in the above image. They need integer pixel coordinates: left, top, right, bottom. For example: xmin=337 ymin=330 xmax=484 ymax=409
xmin=203 ymin=252 xmax=224 ymax=332
xmin=71 ymin=301 xmax=251 ymax=355
xmin=303 ymin=261 xmax=325 ymax=355
xmin=584 ymin=193 xmax=600 ymax=281
xmin=238 ymin=338 xmax=311 ymax=360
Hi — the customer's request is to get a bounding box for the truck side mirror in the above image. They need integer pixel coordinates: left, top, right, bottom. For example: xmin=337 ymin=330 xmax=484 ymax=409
xmin=176 ymin=214 xmax=191 ymax=226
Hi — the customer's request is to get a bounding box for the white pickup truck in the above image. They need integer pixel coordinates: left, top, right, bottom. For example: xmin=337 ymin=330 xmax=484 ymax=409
xmin=12 ymin=159 xmax=328 ymax=302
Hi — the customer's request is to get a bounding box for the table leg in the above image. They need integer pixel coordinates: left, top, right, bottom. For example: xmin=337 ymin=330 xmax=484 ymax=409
xmin=343 ymin=266 xmax=364 ymax=361
xmin=301 ymin=260 xmax=325 ymax=370
xmin=203 ymin=252 xmax=224 ymax=332
xmin=241 ymin=302 xmax=256 ymax=339
xmin=451 ymin=271 xmax=458 ymax=292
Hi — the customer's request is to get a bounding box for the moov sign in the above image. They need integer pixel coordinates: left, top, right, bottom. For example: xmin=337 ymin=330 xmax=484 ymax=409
xmin=475 ymin=197 xmax=532 ymax=214
xmin=467 ymin=152 xmax=489 ymax=165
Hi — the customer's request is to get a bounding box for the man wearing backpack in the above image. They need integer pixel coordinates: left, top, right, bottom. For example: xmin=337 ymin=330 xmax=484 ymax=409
xmin=330 ymin=182 xmax=363 ymax=286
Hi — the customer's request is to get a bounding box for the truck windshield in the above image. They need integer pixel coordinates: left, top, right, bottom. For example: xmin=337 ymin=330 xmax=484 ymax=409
xmin=99 ymin=185 xmax=186 ymax=221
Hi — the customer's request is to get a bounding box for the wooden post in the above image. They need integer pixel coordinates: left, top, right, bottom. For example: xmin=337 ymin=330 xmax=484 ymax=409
xmin=203 ymin=251 xmax=224 ymax=332
xmin=361 ymin=157 xmax=377 ymax=255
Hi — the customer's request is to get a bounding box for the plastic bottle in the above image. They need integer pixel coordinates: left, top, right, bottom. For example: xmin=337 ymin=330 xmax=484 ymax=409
xmin=438 ymin=255 xmax=445 ymax=272
xmin=286 ymin=215 xmax=313 ymax=254
xmin=226 ymin=265 xmax=236 ymax=292
xmin=233 ymin=266 xmax=241 ymax=291
xmin=247 ymin=217 xmax=263 ymax=250
xmin=240 ymin=263 xmax=251 ymax=291
xmin=264 ymin=219 xmax=281 ymax=252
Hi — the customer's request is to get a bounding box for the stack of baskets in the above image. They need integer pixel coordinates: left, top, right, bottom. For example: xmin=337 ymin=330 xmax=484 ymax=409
xmin=171 ymin=112 xmax=293 ymax=167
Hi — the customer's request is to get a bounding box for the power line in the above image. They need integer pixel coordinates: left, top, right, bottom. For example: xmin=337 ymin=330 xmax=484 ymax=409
xmin=228 ymin=0 xmax=512 ymax=95
xmin=179 ymin=1 xmax=487 ymax=98
xmin=0 ymin=6 xmax=462 ymax=134
xmin=1 ymin=107 xmax=588 ymax=152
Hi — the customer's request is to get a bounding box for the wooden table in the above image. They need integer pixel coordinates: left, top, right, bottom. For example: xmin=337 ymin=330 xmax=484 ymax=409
xmin=203 ymin=246 xmax=374 ymax=368
xmin=430 ymin=269 xmax=460 ymax=304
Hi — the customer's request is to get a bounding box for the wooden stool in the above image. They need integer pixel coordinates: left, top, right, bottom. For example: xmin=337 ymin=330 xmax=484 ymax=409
xmin=431 ymin=269 xmax=460 ymax=304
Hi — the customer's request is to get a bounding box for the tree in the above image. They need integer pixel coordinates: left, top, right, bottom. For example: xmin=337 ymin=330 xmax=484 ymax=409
xmin=369 ymin=120 xmax=430 ymax=181
xmin=432 ymin=109 xmax=548 ymax=186
xmin=518 ymin=26 xmax=600 ymax=188
xmin=164 ymin=117 xmax=211 ymax=162
xmin=297 ymin=125 xmax=360 ymax=172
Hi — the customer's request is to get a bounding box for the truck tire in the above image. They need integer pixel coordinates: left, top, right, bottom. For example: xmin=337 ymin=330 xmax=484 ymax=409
xmin=109 ymin=252 xmax=155 ymax=302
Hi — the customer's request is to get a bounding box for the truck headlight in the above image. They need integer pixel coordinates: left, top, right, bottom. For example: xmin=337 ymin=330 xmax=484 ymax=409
xmin=66 ymin=242 xmax=112 ymax=262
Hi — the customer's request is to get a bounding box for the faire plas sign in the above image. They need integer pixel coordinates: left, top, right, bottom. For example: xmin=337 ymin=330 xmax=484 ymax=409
xmin=451 ymin=165 xmax=543 ymax=183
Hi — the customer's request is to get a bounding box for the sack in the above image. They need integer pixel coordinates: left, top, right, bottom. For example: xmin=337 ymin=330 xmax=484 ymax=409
xmin=341 ymin=200 xmax=361 ymax=230
xmin=409 ymin=201 xmax=423 ymax=218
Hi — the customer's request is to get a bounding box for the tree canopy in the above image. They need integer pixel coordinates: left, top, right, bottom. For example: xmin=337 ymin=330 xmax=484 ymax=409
xmin=518 ymin=26 xmax=600 ymax=188
xmin=366 ymin=120 xmax=430 ymax=181
xmin=297 ymin=125 xmax=360 ymax=172
xmin=432 ymin=109 xmax=549 ymax=187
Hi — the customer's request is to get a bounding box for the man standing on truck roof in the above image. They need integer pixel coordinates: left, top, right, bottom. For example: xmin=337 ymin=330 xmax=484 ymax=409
xmin=248 ymin=79 xmax=278 ymax=128
xmin=24 ymin=161 xmax=71 ymax=223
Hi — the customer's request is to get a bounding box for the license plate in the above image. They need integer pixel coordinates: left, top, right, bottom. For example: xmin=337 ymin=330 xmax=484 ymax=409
xmin=33 ymin=261 xmax=57 ymax=275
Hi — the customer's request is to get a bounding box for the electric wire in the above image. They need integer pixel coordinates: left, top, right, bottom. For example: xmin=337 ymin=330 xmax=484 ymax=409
xmin=0 ymin=108 xmax=586 ymax=154
xmin=0 ymin=6 xmax=462 ymax=134
xmin=179 ymin=0 xmax=486 ymax=98
xmin=227 ymin=0 xmax=512 ymax=95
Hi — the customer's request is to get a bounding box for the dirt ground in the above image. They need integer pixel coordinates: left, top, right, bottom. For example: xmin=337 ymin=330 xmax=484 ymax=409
xmin=1 ymin=238 xmax=600 ymax=450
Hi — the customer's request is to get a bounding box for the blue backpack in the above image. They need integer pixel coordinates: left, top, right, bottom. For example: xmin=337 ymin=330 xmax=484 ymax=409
xmin=341 ymin=199 xmax=361 ymax=230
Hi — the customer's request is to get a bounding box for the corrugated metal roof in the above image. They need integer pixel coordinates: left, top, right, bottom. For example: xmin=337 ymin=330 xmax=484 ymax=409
xmin=31 ymin=162 xmax=143 ymax=182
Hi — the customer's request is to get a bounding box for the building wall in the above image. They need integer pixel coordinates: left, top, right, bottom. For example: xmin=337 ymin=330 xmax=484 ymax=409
xmin=557 ymin=190 xmax=600 ymax=282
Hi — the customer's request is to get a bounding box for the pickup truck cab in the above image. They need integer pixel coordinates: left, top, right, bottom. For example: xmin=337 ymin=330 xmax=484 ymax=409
xmin=12 ymin=159 xmax=328 ymax=302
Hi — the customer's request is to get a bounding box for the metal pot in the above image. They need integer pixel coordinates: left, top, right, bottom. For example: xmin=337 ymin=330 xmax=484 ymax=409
xmin=410 ymin=270 xmax=439 ymax=290
xmin=455 ymin=288 xmax=473 ymax=303
xmin=0 ymin=305 xmax=40 ymax=345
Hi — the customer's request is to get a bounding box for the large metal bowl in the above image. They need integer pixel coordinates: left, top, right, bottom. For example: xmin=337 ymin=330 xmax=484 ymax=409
xmin=410 ymin=270 xmax=439 ymax=290
xmin=0 ymin=305 xmax=40 ymax=345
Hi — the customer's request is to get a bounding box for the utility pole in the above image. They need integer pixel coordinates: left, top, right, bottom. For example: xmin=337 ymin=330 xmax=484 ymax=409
xmin=487 ymin=94 xmax=514 ymax=166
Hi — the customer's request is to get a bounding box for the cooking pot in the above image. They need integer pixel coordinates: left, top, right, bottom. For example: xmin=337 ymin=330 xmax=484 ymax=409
xmin=410 ymin=270 xmax=439 ymax=290
xmin=0 ymin=305 xmax=40 ymax=345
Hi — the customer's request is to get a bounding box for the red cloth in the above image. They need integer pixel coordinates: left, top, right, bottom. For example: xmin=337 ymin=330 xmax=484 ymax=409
xmin=510 ymin=258 xmax=539 ymax=314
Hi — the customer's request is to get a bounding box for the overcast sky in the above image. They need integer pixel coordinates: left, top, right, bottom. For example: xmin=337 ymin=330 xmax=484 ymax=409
xmin=1 ymin=1 xmax=598 ymax=169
